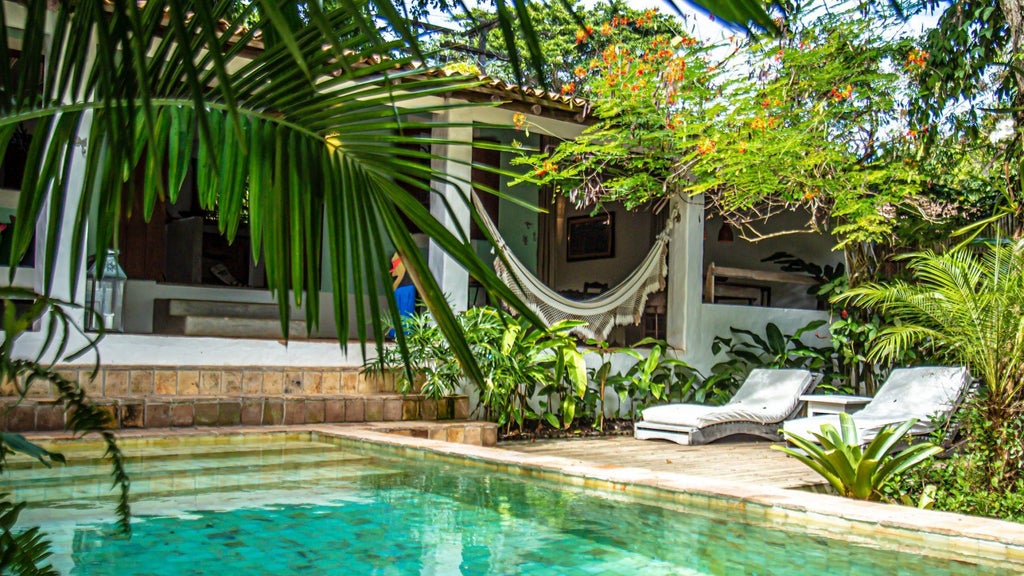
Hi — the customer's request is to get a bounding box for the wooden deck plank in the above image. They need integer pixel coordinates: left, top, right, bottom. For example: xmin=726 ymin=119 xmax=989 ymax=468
xmin=498 ymin=436 xmax=823 ymax=489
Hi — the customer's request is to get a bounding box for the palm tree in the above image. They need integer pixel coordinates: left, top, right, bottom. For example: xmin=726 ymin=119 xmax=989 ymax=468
xmin=838 ymin=240 xmax=1024 ymax=417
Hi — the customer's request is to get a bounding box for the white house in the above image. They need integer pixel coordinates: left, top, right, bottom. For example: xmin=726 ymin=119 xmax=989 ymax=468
xmin=1 ymin=2 xmax=834 ymax=432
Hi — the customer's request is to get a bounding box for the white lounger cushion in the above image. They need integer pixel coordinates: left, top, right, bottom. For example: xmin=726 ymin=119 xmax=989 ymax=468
xmin=641 ymin=368 xmax=814 ymax=427
xmin=782 ymin=366 xmax=970 ymax=443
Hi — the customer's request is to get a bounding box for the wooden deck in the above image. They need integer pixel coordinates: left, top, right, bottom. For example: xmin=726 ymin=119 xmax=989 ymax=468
xmin=499 ymin=436 xmax=824 ymax=489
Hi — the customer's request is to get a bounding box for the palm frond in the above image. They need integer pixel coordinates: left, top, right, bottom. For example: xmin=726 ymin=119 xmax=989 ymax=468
xmin=1 ymin=0 xmax=545 ymax=382
xmin=838 ymin=242 xmax=1024 ymax=407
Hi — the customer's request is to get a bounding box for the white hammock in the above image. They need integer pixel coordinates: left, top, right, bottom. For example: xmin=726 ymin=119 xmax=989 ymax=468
xmin=474 ymin=195 xmax=674 ymax=340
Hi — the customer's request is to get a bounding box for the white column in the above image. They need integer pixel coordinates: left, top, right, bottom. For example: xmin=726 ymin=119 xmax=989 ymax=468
xmin=34 ymin=9 xmax=90 ymax=327
xmin=428 ymin=111 xmax=473 ymax=312
xmin=665 ymin=194 xmax=704 ymax=351
xmin=33 ymin=112 xmax=91 ymax=328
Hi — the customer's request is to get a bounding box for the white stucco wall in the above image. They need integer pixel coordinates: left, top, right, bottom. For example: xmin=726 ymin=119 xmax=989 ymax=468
xmin=703 ymin=210 xmax=841 ymax=309
xmin=548 ymin=202 xmax=655 ymax=293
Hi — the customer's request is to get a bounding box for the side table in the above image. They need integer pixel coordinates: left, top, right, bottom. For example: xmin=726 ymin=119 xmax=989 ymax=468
xmin=798 ymin=394 xmax=873 ymax=417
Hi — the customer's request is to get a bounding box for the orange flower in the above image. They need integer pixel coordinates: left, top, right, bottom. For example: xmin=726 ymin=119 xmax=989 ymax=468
xmin=536 ymin=160 xmax=558 ymax=176
xmin=513 ymin=113 xmax=526 ymax=130
xmin=696 ymin=138 xmax=716 ymax=155
xmin=573 ymin=66 xmax=587 ymax=79
xmin=575 ymin=26 xmax=594 ymax=44
xmin=829 ymin=84 xmax=853 ymax=102
xmin=560 ymin=82 xmax=576 ymax=95
xmin=601 ymin=22 xmax=612 ymax=35
xmin=905 ymin=49 xmax=928 ymax=69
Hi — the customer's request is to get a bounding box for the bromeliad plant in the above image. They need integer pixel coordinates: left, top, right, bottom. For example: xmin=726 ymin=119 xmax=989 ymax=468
xmin=774 ymin=413 xmax=942 ymax=501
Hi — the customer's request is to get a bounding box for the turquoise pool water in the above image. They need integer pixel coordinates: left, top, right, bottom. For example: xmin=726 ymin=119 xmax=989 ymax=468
xmin=5 ymin=433 xmax=1019 ymax=575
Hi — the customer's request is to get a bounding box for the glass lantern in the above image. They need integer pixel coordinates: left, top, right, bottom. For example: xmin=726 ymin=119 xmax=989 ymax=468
xmin=85 ymin=249 xmax=127 ymax=332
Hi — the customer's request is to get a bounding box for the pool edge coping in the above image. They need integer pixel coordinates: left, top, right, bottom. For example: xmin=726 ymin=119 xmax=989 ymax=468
xmin=20 ymin=424 xmax=1024 ymax=564
xmin=306 ymin=425 xmax=1024 ymax=561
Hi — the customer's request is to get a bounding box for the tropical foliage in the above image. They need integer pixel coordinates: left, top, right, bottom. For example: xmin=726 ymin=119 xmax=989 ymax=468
xmin=898 ymin=401 xmax=1024 ymax=521
xmin=516 ymin=5 xmax=939 ymax=248
xmin=838 ymin=240 xmax=1024 ymax=415
xmin=0 ymin=288 xmax=131 ymax=574
xmin=364 ymin=306 xmax=588 ymax=432
xmin=427 ymin=0 xmax=681 ymax=91
xmin=837 ymin=240 xmax=1024 ymax=512
xmin=602 ymin=338 xmax=702 ymax=419
xmin=706 ymin=320 xmax=831 ymax=402
xmin=775 ymin=413 xmax=942 ymax=501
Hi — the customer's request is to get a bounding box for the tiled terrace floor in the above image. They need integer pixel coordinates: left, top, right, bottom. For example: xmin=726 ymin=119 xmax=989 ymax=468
xmin=499 ymin=436 xmax=824 ymax=489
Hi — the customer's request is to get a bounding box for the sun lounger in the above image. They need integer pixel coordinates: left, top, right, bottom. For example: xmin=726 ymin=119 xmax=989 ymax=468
xmin=782 ymin=366 xmax=970 ymax=444
xmin=634 ymin=368 xmax=819 ymax=446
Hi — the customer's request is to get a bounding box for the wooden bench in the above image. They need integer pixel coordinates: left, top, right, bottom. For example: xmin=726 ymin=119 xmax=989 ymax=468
xmin=703 ymin=263 xmax=817 ymax=306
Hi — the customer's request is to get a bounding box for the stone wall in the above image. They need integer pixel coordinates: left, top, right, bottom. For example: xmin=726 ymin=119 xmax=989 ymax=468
xmin=10 ymin=366 xmax=403 ymax=399
xmin=1 ymin=366 xmax=469 ymax=433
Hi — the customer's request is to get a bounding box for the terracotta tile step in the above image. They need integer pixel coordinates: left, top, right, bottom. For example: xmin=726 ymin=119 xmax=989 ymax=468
xmin=366 ymin=420 xmax=498 ymax=448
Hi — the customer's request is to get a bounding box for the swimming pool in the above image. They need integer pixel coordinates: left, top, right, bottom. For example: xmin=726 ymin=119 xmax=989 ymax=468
xmin=6 ymin=432 xmax=1023 ymax=575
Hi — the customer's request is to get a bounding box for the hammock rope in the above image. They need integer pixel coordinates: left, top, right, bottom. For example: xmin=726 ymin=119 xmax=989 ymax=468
xmin=474 ymin=194 xmax=675 ymax=340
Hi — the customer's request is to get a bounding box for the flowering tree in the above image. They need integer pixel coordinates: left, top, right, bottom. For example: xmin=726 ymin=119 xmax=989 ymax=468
xmin=426 ymin=0 xmax=681 ymax=92
xmin=516 ymin=7 xmax=974 ymax=257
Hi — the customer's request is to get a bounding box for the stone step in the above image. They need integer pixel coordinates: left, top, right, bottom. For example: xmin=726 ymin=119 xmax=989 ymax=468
xmin=154 ymin=299 xmax=307 ymax=339
xmin=3 ymin=440 xmax=334 ymax=474
xmin=167 ymin=299 xmax=292 ymax=320
xmin=3 ymin=449 xmax=375 ymax=490
xmin=9 ymin=461 xmax=397 ymax=506
xmin=176 ymin=315 xmax=309 ymax=339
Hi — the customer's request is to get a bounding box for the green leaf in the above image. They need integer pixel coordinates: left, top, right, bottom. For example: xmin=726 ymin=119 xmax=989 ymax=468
xmin=2 ymin=433 xmax=65 ymax=468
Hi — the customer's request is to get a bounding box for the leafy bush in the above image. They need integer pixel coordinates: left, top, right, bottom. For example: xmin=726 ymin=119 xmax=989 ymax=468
xmin=707 ymin=320 xmax=831 ymax=402
xmin=363 ymin=311 xmax=466 ymax=399
xmin=775 ymin=413 xmax=942 ymax=501
xmin=364 ymin=306 xmax=587 ymax=433
xmin=606 ymin=338 xmax=703 ymax=420
xmin=896 ymin=399 xmax=1024 ymax=521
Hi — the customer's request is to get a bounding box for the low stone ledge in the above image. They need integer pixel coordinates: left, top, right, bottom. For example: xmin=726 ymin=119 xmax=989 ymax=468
xmin=0 ymin=394 xmax=470 ymax=432
xmin=41 ymin=365 xmax=402 ymax=399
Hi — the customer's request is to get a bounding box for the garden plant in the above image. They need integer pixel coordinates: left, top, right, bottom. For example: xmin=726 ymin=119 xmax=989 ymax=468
xmin=775 ymin=412 xmax=942 ymax=501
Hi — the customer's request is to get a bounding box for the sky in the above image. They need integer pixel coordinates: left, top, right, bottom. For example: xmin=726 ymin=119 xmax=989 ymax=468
xmin=585 ymin=0 xmax=944 ymax=43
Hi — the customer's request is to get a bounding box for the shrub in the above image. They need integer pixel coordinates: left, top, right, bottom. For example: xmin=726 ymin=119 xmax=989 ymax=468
xmin=897 ymin=399 xmax=1024 ymax=521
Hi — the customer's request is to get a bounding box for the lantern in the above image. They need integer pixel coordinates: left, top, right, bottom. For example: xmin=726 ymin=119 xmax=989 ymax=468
xmin=85 ymin=249 xmax=127 ymax=332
